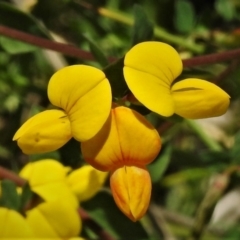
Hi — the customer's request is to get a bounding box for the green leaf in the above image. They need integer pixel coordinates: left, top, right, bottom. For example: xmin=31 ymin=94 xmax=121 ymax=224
xmin=83 ymin=34 xmax=109 ymax=67
xmin=82 ymin=191 xmax=149 ymax=240
xmin=0 ymin=2 xmax=50 ymax=37
xmin=131 ymin=4 xmax=154 ymax=45
xmin=0 ymin=36 xmax=37 ymax=54
xmin=19 ymin=183 xmax=33 ymax=211
xmin=148 ymin=145 xmax=172 ymax=183
xmin=0 ymin=180 xmax=21 ymax=211
xmin=103 ymin=57 xmax=128 ymax=98
xmin=230 ymin=130 xmax=240 ymax=164
xmin=215 ymin=0 xmax=235 ymax=21
xmin=174 ymin=0 xmax=195 ymax=34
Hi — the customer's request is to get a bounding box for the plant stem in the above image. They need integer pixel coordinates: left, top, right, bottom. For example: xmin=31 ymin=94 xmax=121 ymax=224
xmin=0 ymin=25 xmax=96 ymax=61
xmin=185 ymin=119 xmax=223 ymax=152
xmin=2 ymin=25 xmax=240 ymax=68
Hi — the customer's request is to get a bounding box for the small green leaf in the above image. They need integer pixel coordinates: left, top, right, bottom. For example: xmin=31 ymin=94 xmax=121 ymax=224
xmin=174 ymin=0 xmax=195 ymax=34
xmin=19 ymin=183 xmax=33 ymax=211
xmin=83 ymin=34 xmax=109 ymax=67
xmin=0 ymin=2 xmax=50 ymax=37
xmin=131 ymin=4 xmax=154 ymax=45
xmin=215 ymin=0 xmax=235 ymax=21
xmin=0 ymin=180 xmax=21 ymax=211
xmin=148 ymin=145 xmax=172 ymax=183
xmin=0 ymin=36 xmax=37 ymax=54
xmin=104 ymin=57 xmax=128 ymax=98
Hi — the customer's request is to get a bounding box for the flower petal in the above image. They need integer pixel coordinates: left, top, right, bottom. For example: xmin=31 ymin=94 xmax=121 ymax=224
xmin=13 ymin=110 xmax=72 ymax=154
xmin=67 ymin=165 xmax=108 ymax=201
xmin=20 ymin=159 xmax=78 ymax=208
xmin=48 ymin=65 xmax=112 ymax=141
xmin=81 ymin=106 xmax=161 ymax=171
xmin=0 ymin=207 xmax=35 ymax=238
xmin=110 ymin=166 xmax=151 ymax=221
xmin=124 ymin=41 xmax=182 ymax=116
xmin=171 ymin=79 xmax=230 ymax=119
xmin=26 ymin=200 xmax=81 ymax=238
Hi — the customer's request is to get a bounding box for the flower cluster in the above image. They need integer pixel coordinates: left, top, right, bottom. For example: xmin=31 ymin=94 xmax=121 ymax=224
xmin=0 ymin=159 xmax=107 ymax=238
xmin=12 ymin=41 xmax=230 ymax=222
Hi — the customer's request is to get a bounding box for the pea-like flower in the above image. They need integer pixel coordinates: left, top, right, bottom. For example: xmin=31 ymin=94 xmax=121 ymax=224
xmin=13 ymin=65 xmax=112 ymax=154
xmin=123 ymin=41 xmax=230 ymax=119
xmin=19 ymin=159 xmax=108 ymax=205
xmin=26 ymin=200 xmax=82 ymax=239
xmin=0 ymin=202 xmax=83 ymax=239
xmin=81 ymin=106 xmax=161 ymax=221
xmin=0 ymin=207 xmax=35 ymax=238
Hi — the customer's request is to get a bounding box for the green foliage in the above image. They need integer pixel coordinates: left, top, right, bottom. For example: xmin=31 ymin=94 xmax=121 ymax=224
xmin=0 ymin=180 xmax=20 ymax=211
xmin=174 ymin=0 xmax=195 ymax=34
xmin=131 ymin=4 xmax=154 ymax=45
xmin=82 ymin=191 xmax=149 ymax=239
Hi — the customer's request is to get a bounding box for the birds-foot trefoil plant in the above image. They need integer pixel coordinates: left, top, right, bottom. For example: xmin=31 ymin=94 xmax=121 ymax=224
xmin=0 ymin=159 xmax=107 ymax=239
xmin=12 ymin=41 xmax=230 ymax=222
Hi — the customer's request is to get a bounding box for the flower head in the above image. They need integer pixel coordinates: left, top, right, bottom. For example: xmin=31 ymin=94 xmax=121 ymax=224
xmin=123 ymin=41 xmax=230 ymax=119
xmin=81 ymin=106 xmax=161 ymax=221
xmin=0 ymin=207 xmax=35 ymax=238
xmin=26 ymin=200 xmax=81 ymax=239
xmin=19 ymin=159 xmax=79 ymax=208
xmin=13 ymin=65 xmax=112 ymax=154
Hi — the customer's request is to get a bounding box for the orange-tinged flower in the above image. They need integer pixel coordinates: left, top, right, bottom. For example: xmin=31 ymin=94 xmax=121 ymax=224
xmin=124 ymin=41 xmax=230 ymax=119
xmin=110 ymin=166 xmax=151 ymax=222
xmin=81 ymin=106 xmax=161 ymax=221
xmin=13 ymin=65 xmax=112 ymax=154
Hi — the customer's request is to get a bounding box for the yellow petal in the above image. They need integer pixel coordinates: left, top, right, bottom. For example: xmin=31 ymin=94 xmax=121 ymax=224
xmin=124 ymin=41 xmax=182 ymax=116
xmin=26 ymin=200 xmax=81 ymax=238
xmin=0 ymin=207 xmax=35 ymax=238
xmin=110 ymin=166 xmax=151 ymax=221
xmin=13 ymin=109 xmax=72 ymax=154
xmin=171 ymin=79 xmax=230 ymax=119
xmin=20 ymin=159 xmax=78 ymax=208
xmin=48 ymin=65 xmax=112 ymax=141
xmin=67 ymin=165 xmax=108 ymax=201
xmin=81 ymin=106 xmax=161 ymax=171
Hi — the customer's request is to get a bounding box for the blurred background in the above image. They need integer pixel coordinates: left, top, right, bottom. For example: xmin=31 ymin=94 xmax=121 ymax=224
xmin=1 ymin=0 xmax=240 ymax=239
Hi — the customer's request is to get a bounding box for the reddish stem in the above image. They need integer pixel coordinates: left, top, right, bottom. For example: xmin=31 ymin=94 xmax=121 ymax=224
xmin=1 ymin=25 xmax=240 ymax=67
xmin=0 ymin=166 xmax=26 ymax=186
xmin=0 ymin=25 xmax=96 ymax=61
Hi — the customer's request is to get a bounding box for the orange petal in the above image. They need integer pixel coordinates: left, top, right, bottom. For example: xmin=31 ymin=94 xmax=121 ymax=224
xmin=81 ymin=106 xmax=161 ymax=171
xmin=110 ymin=166 xmax=151 ymax=221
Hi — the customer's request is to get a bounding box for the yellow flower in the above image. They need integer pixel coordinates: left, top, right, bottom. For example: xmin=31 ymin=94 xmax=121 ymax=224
xmin=26 ymin=200 xmax=81 ymax=239
xmin=123 ymin=41 xmax=230 ymax=119
xmin=19 ymin=159 xmax=79 ymax=208
xmin=19 ymin=159 xmax=108 ymax=206
xmin=67 ymin=165 xmax=108 ymax=202
xmin=0 ymin=207 xmax=35 ymax=238
xmin=13 ymin=65 xmax=112 ymax=154
xmin=81 ymin=106 xmax=161 ymax=221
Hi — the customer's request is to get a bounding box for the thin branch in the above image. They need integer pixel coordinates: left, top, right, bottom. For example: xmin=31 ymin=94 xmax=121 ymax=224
xmin=0 ymin=166 xmax=26 ymax=186
xmin=0 ymin=25 xmax=96 ymax=61
xmin=2 ymin=25 xmax=240 ymax=68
